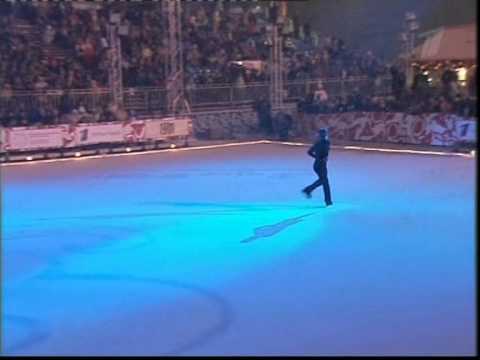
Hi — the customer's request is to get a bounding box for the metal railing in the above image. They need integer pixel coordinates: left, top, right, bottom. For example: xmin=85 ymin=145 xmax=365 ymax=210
xmin=0 ymin=76 xmax=393 ymax=115
xmin=0 ymin=88 xmax=113 ymax=112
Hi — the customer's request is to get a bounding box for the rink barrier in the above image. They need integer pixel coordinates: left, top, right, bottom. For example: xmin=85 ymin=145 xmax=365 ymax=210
xmin=0 ymin=116 xmax=193 ymax=152
xmin=191 ymin=110 xmax=476 ymax=147
xmin=272 ymin=140 xmax=475 ymax=158
xmin=0 ymin=139 xmax=474 ymax=166
xmin=2 ymin=111 xmax=475 ymax=153
xmin=0 ymin=110 xmax=476 ymax=164
xmin=297 ymin=112 xmax=476 ymax=146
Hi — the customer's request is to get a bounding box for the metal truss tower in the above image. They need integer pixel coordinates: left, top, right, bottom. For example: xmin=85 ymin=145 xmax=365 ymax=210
xmin=108 ymin=21 xmax=124 ymax=108
xmin=401 ymin=11 xmax=419 ymax=88
xmin=162 ymin=0 xmax=188 ymax=115
xmin=269 ymin=1 xmax=285 ymax=111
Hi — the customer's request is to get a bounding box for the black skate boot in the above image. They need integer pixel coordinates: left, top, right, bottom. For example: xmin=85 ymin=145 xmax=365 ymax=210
xmin=302 ymin=188 xmax=312 ymax=199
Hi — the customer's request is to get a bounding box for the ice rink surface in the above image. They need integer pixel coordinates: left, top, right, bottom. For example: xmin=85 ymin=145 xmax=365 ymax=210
xmin=1 ymin=143 xmax=476 ymax=355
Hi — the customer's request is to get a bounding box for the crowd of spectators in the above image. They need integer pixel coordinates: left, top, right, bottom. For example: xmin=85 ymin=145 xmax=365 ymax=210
xmin=181 ymin=2 xmax=269 ymax=86
xmin=181 ymin=2 xmax=390 ymax=86
xmin=0 ymin=1 xmax=389 ymax=91
xmin=0 ymin=1 xmax=476 ymax=128
xmin=0 ymin=1 xmax=110 ymax=91
xmin=297 ymin=88 xmax=476 ymax=117
xmin=0 ymin=98 xmax=136 ymax=127
xmin=298 ymin=63 xmax=476 ymax=118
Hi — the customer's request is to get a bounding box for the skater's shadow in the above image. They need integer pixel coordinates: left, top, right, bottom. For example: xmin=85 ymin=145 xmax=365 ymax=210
xmin=140 ymin=201 xmax=327 ymax=212
xmin=241 ymin=212 xmax=316 ymax=243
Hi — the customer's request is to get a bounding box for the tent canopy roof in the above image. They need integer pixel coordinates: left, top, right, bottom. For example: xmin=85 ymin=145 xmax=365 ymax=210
xmin=412 ymin=23 xmax=476 ymax=62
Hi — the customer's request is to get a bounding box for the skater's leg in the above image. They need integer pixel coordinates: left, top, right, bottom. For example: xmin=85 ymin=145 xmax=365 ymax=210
xmin=323 ymin=176 xmax=333 ymax=205
xmin=303 ymin=161 xmax=330 ymax=198
xmin=303 ymin=162 xmax=323 ymax=195
xmin=302 ymin=176 xmax=323 ymax=198
xmin=305 ymin=178 xmax=323 ymax=193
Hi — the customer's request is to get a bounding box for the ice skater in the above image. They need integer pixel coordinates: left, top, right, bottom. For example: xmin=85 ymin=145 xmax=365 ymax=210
xmin=302 ymin=128 xmax=333 ymax=206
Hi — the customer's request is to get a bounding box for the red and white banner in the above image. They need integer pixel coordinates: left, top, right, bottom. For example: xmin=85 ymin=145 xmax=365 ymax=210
xmin=62 ymin=120 xmax=147 ymax=147
xmin=1 ymin=117 xmax=192 ymax=152
xmin=68 ymin=123 xmax=125 ymax=147
xmin=429 ymin=114 xmax=459 ymax=146
xmin=306 ymin=112 xmax=476 ymax=146
xmin=124 ymin=120 xmax=147 ymax=143
xmin=0 ymin=113 xmax=473 ymax=152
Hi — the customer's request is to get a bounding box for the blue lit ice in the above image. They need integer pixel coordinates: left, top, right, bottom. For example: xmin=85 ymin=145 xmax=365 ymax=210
xmin=2 ymin=143 xmax=476 ymax=355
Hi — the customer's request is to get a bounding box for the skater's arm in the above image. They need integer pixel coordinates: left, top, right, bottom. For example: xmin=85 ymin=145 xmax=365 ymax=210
xmin=307 ymin=146 xmax=316 ymax=158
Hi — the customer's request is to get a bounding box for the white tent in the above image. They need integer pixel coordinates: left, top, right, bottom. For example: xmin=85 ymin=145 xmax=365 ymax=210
xmin=413 ymin=23 xmax=476 ymax=63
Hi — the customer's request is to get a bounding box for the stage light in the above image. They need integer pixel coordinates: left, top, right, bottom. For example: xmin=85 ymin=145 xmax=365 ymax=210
xmin=75 ymin=152 xmax=81 ymax=157
xmin=126 ymin=147 xmax=132 ymax=152
xmin=26 ymin=156 xmax=33 ymax=161
xmin=170 ymin=144 xmax=176 ymax=149
xmin=471 ymin=150 xmax=476 ymax=157
xmin=456 ymin=67 xmax=467 ymax=81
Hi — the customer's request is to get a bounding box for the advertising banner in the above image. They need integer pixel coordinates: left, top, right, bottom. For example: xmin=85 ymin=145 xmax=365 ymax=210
xmin=307 ymin=112 xmax=476 ymax=146
xmin=144 ymin=117 xmax=192 ymax=140
xmin=2 ymin=127 xmax=64 ymax=151
xmin=0 ymin=113 xmax=473 ymax=152
xmin=454 ymin=118 xmax=476 ymax=143
xmin=0 ymin=127 xmax=7 ymax=152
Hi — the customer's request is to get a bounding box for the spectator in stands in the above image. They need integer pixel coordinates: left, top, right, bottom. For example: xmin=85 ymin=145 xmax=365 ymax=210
xmin=254 ymin=96 xmax=272 ymax=134
xmin=313 ymin=82 xmax=328 ymax=102
xmin=441 ymin=65 xmax=458 ymax=96
xmin=273 ymin=111 xmax=293 ymax=141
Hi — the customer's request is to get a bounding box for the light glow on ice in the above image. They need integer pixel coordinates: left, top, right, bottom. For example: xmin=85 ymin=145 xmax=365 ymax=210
xmin=1 ymin=143 xmax=475 ymax=356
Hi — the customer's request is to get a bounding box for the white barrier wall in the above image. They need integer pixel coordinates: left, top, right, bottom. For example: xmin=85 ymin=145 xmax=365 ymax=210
xmin=0 ymin=117 xmax=192 ymax=152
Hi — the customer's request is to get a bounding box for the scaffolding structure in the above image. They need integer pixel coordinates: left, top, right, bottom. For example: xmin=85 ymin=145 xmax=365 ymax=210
xmin=401 ymin=11 xmax=420 ymax=88
xmin=268 ymin=1 xmax=285 ymax=111
xmin=162 ymin=0 xmax=189 ymax=115
xmin=107 ymin=19 xmax=124 ymax=108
